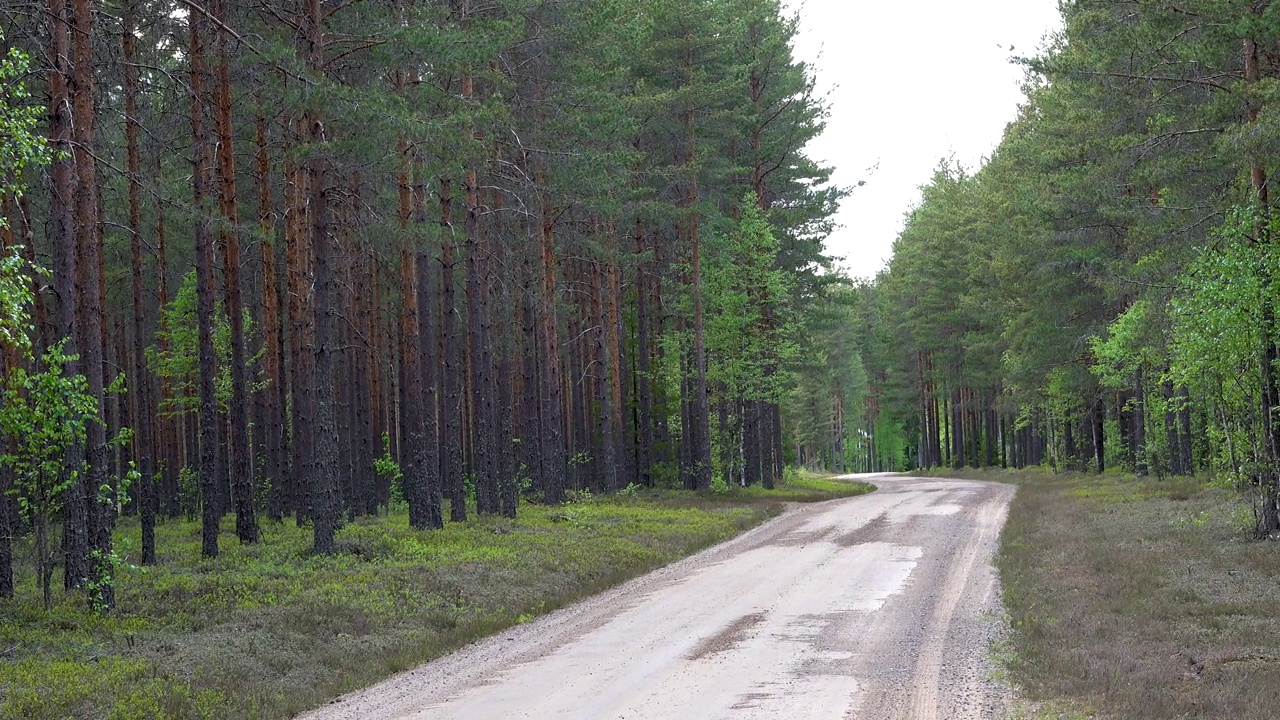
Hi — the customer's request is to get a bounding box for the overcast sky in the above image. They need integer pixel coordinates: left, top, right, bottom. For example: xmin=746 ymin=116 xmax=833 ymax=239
xmin=784 ymin=0 xmax=1063 ymax=279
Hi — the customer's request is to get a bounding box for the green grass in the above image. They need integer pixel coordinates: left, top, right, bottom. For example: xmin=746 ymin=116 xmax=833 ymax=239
xmin=968 ymin=467 xmax=1280 ymax=720
xmin=0 ymin=473 xmax=874 ymax=719
xmin=726 ymin=471 xmax=876 ymax=502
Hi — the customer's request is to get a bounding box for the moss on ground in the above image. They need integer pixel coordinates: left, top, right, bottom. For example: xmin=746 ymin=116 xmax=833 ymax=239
xmin=0 ymin=474 xmax=873 ymax=719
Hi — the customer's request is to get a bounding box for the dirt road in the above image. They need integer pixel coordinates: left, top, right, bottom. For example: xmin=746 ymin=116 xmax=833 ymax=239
xmin=300 ymin=475 xmax=1015 ymax=719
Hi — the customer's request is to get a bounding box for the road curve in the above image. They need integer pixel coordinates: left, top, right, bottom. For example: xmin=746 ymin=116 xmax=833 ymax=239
xmin=300 ymin=475 xmax=1015 ymax=720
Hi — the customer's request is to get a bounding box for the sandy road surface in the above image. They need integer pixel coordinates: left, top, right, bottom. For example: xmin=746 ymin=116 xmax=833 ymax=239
xmin=300 ymin=475 xmax=1014 ymax=720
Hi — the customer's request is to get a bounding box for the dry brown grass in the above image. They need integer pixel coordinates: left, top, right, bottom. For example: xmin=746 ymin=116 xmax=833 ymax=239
xmin=980 ymin=468 xmax=1280 ymax=719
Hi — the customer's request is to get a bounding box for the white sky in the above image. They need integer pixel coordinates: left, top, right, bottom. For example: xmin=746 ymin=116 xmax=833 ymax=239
xmin=785 ymin=0 xmax=1063 ymax=279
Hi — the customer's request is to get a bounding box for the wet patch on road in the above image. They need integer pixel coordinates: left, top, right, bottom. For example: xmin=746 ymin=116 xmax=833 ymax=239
xmin=836 ymin=512 xmax=891 ymax=547
xmin=686 ymin=612 xmax=767 ymax=661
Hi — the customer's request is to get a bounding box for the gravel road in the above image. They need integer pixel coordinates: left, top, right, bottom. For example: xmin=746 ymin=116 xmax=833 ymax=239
xmin=299 ymin=474 xmax=1015 ymax=720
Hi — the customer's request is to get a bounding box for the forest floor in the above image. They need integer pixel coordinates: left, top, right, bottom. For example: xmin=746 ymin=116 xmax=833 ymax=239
xmin=930 ymin=467 xmax=1280 ymax=719
xmin=0 ymin=474 xmax=871 ymax=720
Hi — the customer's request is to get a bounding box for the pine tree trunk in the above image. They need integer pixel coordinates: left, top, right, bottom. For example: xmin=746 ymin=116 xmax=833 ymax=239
xmin=681 ymin=84 xmax=712 ymax=491
xmin=68 ymin=0 xmax=114 ymax=610
xmin=1163 ymin=378 xmax=1179 ymax=475
xmin=309 ymin=147 xmax=339 ymax=554
xmin=491 ymin=224 xmax=517 ymax=518
xmin=256 ymin=113 xmax=288 ymax=522
xmin=398 ymin=150 xmax=433 ymax=529
xmin=369 ymin=253 xmax=388 ymax=508
xmin=0 ymin=228 xmax=17 ymax=597
xmin=190 ymin=8 xmax=221 ymax=560
xmin=744 ymin=401 xmax=761 ymax=486
xmin=967 ymin=392 xmax=979 ymax=468
xmin=593 ymin=256 xmax=618 ymax=492
xmin=1178 ymin=385 xmax=1193 ymax=475
xmin=123 ymin=2 xmax=155 ymax=564
xmin=286 ymin=134 xmax=315 ymax=526
xmin=634 ymin=221 xmax=653 ymax=486
xmin=951 ymin=387 xmax=964 ymax=469
xmin=1093 ymin=398 xmax=1106 ymax=473
xmin=414 ymin=177 xmax=444 ymax=528
xmin=568 ymin=279 xmax=587 ymax=492
xmin=1244 ymin=30 xmax=1280 ymax=534
xmin=985 ymin=396 xmax=997 ymax=467
xmin=299 ymin=0 xmax=339 ymax=553
xmin=349 ymin=226 xmax=376 ymax=517
xmin=153 ymin=153 xmax=179 ymax=517
xmin=213 ymin=0 xmax=257 ymax=544
xmin=440 ymin=179 xmax=467 ymax=520
xmin=520 ymin=262 xmax=541 ymax=495
xmin=537 ymin=189 xmax=566 ymax=504
xmin=1134 ymin=369 xmax=1148 ymax=476
xmin=47 ymin=0 xmax=89 ymax=592
xmin=465 ymin=145 xmax=497 ymax=514
xmin=605 ymin=228 xmax=631 ymax=489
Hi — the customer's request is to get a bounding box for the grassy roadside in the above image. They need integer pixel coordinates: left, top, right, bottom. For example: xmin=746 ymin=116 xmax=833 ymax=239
xmin=0 ymin=474 xmax=872 ymax=720
xmin=946 ymin=467 xmax=1280 ymax=719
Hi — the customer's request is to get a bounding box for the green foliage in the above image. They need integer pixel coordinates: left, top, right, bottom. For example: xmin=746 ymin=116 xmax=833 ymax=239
xmin=0 ymin=37 xmax=52 ymax=200
xmin=728 ymin=469 xmax=876 ymax=502
xmin=0 ymin=490 xmax=787 ymax=719
xmin=1169 ymin=205 xmax=1280 ymax=484
xmin=374 ymin=432 xmax=404 ymax=507
xmin=841 ymin=0 xmax=1280 ymax=484
xmin=0 ymin=36 xmax=48 ymax=351
xmin=0 ymin=341 xmax=99 ymax=609
xmin=1091 ymin=301 xmax=1161 ymax=390
xmin=705 ymin=194 xmax=795 ymax=401
xmin=0 ymin=249 xmax=35 ymax=353
xmin=148 ymin=271 xmax=257 ymax=417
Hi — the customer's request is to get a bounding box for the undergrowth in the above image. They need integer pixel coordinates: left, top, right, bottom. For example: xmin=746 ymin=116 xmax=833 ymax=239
xmin=973 ymin=468 xmax=1280 ymax=719
xmin=0 ymin=472 xmax=873 ymax=719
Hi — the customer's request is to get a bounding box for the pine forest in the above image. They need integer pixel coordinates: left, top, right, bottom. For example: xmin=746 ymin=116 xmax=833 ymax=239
xmin=838 ymin=0 xmax=1280 ymax=538
xmin=0 ymin=0 xmax=842 ymax=608
xmin=2 ymin=0 xmax=1280 ymax=716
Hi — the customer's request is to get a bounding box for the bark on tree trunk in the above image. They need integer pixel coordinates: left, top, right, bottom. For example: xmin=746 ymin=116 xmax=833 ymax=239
xmin=464 ymin=145 xmax=497 ymax=514
xmin=520 ymin=261 xmax=541 ymax=495
xmin=398 ymin=149 xmax=425 ymax=525
xmin=67 ymin=0 xmax=114 ymax=611
xmin=48 ymin=0 xmax=88 ymax=592
xmin=1134 ymin=369 xmax=1148 ymax=477
xmin=537 ymin=189 xmax=566 ymax=504
xmin=286 ymin=128 xmax=315 ymax=527
xmin=440 ymin=178 xmax=467 ymax=519
xmin=593 ymin=256 xmax=618 ymax=492
xmin=123 ymin=2 xmax=156 ymax=564
xmin=634 ymin=221 xmax=653 ymax=486
xmin=1093 ymin=398 xmax=1106 ymax=474
xmin=681 ymin=86 xmax=712 ymax=491
xmin=190 ymin=8 xmax=221 ymax=561
xmin=1178 ymin=385 xmax=1193 ymax=475
xmin=154 ymin=154 xmax=180 ymax=517
xmin=1244 ymin=29 xmax=1280 ymax=535
xmin=214 ymin=0 xmax=257 ymax=544
xmin=256 ymin=113 xmax=288 ymax=522
xmin=302 ymin=0 xmax=339 ymax=554
xmin=309 ymin=150 xmax=339 ymax=553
